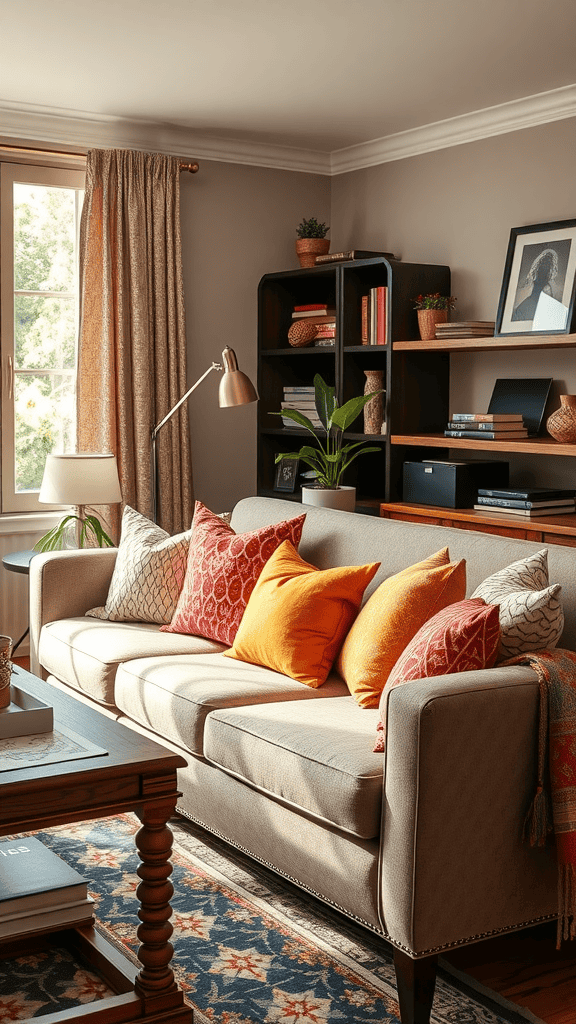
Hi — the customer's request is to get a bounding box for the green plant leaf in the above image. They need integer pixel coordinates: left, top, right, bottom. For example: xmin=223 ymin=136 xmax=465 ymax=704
xmin=331 ymin=390 xmax=384 ymax=431
xmin=270 ymin=408 xmax=319 ymax=436
xmin=313 ymin=374 xmax=336 ymax=430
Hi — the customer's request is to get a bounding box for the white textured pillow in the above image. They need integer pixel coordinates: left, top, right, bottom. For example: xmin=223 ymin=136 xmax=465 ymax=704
xmin=87 ymin=506 xmax=191 ymax=624
xmin=471 ymin=548 xmax=563 ymax=660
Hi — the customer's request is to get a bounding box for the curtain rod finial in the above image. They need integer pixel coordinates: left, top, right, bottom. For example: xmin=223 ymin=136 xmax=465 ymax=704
xmin=179 ymin=161 xmax=200 ymax=173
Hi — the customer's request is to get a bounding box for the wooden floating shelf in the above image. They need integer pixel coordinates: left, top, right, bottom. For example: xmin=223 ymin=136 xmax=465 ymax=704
xmin=391 ymin=433 xmax=576 ymax=456
xmin=393 ymin=332 xmax=576 ymax=353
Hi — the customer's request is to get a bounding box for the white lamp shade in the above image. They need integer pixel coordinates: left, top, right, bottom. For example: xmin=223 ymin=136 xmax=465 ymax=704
xmin=39 ymin=453 xmax=122 ymax=506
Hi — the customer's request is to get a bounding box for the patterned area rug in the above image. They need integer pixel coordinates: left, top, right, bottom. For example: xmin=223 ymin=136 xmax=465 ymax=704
xmin=0 ymin=813 xmax=545 ymax=1023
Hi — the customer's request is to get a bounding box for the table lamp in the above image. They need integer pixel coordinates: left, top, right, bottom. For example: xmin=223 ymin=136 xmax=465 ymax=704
xmin=151 ymin=346 xmax=258 ymax=521
xmin=36 ymin=453 xmax=122 ymax=550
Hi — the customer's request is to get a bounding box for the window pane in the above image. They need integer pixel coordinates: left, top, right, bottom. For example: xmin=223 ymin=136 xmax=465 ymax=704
xmin=13 ymin=183 xmax=77 ymax=293
xmin=15 ymin=373 xmax=75 ymax=492
xmin=15 ymin=294 xmax=76 ymax=370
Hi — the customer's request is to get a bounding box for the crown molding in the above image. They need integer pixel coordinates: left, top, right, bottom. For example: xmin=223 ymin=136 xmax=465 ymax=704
xmin=0 ymin=100 xmax=331 ymax=175
xmin=330 ymin=84 xmax=576 ymax=175
xmin=1 ymin=84 xmax=575 ymax=178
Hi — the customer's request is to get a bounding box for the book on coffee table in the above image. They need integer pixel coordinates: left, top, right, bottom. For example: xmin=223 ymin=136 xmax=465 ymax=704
xmin=0 ymin=835 xmax=93 ymax=936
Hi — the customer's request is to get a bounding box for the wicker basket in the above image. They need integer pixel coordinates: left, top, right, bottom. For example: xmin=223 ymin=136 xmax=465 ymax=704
xmin=417 ymin=308 xmax=448 ymax=340
xmin=0 ymin=634 xmax=12 ymax=709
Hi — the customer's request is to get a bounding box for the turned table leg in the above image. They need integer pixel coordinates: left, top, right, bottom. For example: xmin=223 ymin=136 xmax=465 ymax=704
xmin=134 ymin=797 xmax=190 ymax=1021
xmin=393 ymin=948 xmax=438 ymax=1024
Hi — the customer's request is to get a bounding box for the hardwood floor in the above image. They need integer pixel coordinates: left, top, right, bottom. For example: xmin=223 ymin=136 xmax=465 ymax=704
xmin=11 ymin=654 xmax=576 ymax=1022
xmin=444 ymin=923 xmax=576 ymax=1024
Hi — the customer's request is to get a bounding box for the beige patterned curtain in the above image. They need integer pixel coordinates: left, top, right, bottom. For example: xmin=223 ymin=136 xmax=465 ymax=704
xmin=77 ymin=148 xmax=194 ymax=537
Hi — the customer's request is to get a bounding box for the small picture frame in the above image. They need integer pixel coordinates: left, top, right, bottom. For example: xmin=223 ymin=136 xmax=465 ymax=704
xmin=274 ymin=456 xmax=299 ymax=493
xmin=495 ymin=219 xmax=576 ymax=337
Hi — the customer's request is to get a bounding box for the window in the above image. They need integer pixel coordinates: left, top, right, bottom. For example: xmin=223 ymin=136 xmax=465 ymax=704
xmin=0 ymin=162 xmax=85 ymax=513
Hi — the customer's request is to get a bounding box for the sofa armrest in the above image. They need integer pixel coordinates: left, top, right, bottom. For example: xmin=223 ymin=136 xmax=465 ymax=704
xmin=380 ymin=664 xmax=558 ymax=955
xmin=29 ymin=548 xmax=117 ymax=676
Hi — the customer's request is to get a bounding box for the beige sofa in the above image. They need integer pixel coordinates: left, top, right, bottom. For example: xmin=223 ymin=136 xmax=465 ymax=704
xmin=30 ymin=495 xmax=569 ymax=1024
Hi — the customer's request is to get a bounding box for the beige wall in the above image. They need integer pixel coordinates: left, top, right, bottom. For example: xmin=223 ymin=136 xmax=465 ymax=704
xmin=179 ymin=160 xmax=330 ymax=511
xmin=330 ymin=117 xmax=576 ymax=489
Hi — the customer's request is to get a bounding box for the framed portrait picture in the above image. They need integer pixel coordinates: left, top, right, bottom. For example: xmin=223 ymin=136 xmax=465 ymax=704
xmin=495 ymin=219 xmax=576 ymax=337
xmin=274 ymin=456 xmax=299 ymax=493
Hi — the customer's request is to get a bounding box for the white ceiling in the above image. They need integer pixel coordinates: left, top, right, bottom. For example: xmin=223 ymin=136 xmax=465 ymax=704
xmin=2 ymin=0 xmax=576 ymax=172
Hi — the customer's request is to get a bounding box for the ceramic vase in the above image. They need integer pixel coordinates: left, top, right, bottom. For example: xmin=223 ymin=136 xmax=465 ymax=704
xmin=295 ymin=238 xmax=330 ymax=269
xmin=363 ymin=370 xmax=384 ymax=434
xmin=546 ymin=395 xmax=576 ymax=443
xmin=417 ymin=308 xmax=447 ymax=341
xmin=301 ymin=485 xmax=356 ymax=512
xmin=0 ymin=635 xmax=12 ymax=708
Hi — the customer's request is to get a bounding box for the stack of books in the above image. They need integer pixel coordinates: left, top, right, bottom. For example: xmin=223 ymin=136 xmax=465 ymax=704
xmin=361 ymin=286 xmax=387 ymax=345
xmin=280 ymin=386 xmax=321 ymax=429
xmin=0 ymin=836 xmax=94 ymax=939
xmin=435 ymin=321 xmax=495 ymax=339
xmin=444 ymin=412 xmax=528 ymax=441
xmin=474 ymin=486 xmax=576 ymax=518
xmin=291 ymin=303 xmax=336 ymax=347
xmin=315 ymin=250 xmax=399 ymax=265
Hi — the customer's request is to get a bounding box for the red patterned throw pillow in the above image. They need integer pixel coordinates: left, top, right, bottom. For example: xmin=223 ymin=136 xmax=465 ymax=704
xmin=373 ymin=598 xmax=499 ymax=752
xmin=161 ymin=502 xmax=306 ymax=646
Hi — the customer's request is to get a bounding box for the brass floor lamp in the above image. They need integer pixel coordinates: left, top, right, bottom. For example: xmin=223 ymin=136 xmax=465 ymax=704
xmin=151 ymin=346 xmax=258 ymax=523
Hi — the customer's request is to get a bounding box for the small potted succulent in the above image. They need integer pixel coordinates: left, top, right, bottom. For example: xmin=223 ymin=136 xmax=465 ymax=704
xmin=272 ymin=374 xmax=382 ymax=512
xmin=295 ymin=217 xmax=330 ymax=268
xmin=412 ymin=293 xmax=456 ymax=340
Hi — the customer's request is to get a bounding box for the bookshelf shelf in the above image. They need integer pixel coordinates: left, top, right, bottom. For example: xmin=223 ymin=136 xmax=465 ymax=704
xmin=390 ymin=434 xmax=576 ymax=457
xmin=393 ymin=332 xmax=576 ymax=353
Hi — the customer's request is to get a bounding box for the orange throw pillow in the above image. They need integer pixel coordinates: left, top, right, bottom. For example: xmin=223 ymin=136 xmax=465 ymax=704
xmin=224 ymin=540 xmax=380 ymax=688
xmin=337 ymin=548 xmax=466 ymax=708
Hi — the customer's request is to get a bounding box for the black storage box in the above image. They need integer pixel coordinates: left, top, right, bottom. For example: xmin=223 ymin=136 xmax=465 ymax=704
xmin=403 ymin=460 xmax=509 ymax=509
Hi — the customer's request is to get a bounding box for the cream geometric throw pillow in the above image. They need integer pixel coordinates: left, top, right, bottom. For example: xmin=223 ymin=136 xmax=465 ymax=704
xmin=471 ymin=548 xmax=563 ymax=660
xmin=86 ymin=505 xmax=192 ymax=624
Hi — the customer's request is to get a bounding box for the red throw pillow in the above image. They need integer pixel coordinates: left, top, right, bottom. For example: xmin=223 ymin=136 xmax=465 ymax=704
xmin=373 ymin=598 xmax=499 ymax=752
xmin=161 ymin=502 xmax=306 ymax=646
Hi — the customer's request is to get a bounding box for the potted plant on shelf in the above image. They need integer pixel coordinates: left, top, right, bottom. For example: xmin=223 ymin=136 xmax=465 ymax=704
xmin=413 ymin=292 xmax=456 ymax=340
xmin=295 ymin=217 xmax=330 ymax=268
xmin=272 ymin=374 xmax=383 ymax=512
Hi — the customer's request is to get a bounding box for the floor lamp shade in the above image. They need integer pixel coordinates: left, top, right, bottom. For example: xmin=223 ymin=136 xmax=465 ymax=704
xmin=39 ymin=453 xmax=122 ymax=506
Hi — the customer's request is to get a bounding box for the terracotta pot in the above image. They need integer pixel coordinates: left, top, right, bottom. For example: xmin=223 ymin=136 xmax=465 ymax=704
xmin=295 ymin=237 xmax=330 ymax=269
xmin=417 ymin=308 xmax=448 ymax=340
xmin=546 ymin=395 xmax=576 ymax=443
xmin=363 ymin=370 xmax=384 ymax=434
xmin=301 ymin=485 xmax=356 ymax=512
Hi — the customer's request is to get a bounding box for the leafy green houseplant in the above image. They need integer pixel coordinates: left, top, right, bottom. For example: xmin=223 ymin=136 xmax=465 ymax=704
xmin=296 ymin=217 xmax=329 ymax=239
xmin=34 ymin=511 xmax=115 ymax=552
xmin=412 ymin=293 xmax=457 ymax=340
xmin=273 ymin=374 xmax=382 ymax=492
xmin=412 ymin=293 xmax=456 ymax=310
xmin=295 ymin=217 xmax=330 ymax=268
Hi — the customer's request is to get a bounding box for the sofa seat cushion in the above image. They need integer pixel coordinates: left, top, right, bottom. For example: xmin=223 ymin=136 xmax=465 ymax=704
xmin=114 ymin=653 xmax=349 ymax=757
xmin=203 ymin=696 xmax=383 ymax=839
xmin=39 ymin=617 xmax=226 ymax=706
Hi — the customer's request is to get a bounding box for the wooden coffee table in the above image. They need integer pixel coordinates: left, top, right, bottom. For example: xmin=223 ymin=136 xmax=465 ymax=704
xmin=0 ymin=666 xmax=193 ymax=1024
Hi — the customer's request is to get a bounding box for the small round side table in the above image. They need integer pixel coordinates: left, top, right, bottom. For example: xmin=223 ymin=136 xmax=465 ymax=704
xmin=1 ymin=549 xmax=36 ymax=654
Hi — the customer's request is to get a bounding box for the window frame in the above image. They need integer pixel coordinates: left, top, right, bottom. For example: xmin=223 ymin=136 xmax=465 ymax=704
xmin=0 ymin=161 xmax=86 ymax=513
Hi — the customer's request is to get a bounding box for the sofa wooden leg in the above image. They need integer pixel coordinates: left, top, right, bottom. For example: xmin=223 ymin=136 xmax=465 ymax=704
xmin=393 ymin=948 xmax=438 ymax=1024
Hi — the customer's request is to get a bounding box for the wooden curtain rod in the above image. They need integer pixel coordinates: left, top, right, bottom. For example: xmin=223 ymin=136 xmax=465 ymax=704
xmin=0 ymin=144 xmax=200 ymax=172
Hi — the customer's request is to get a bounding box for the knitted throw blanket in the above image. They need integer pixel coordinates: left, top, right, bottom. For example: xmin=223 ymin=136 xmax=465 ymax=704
xmin=506 ymin=648 xmax=576 ymax=946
